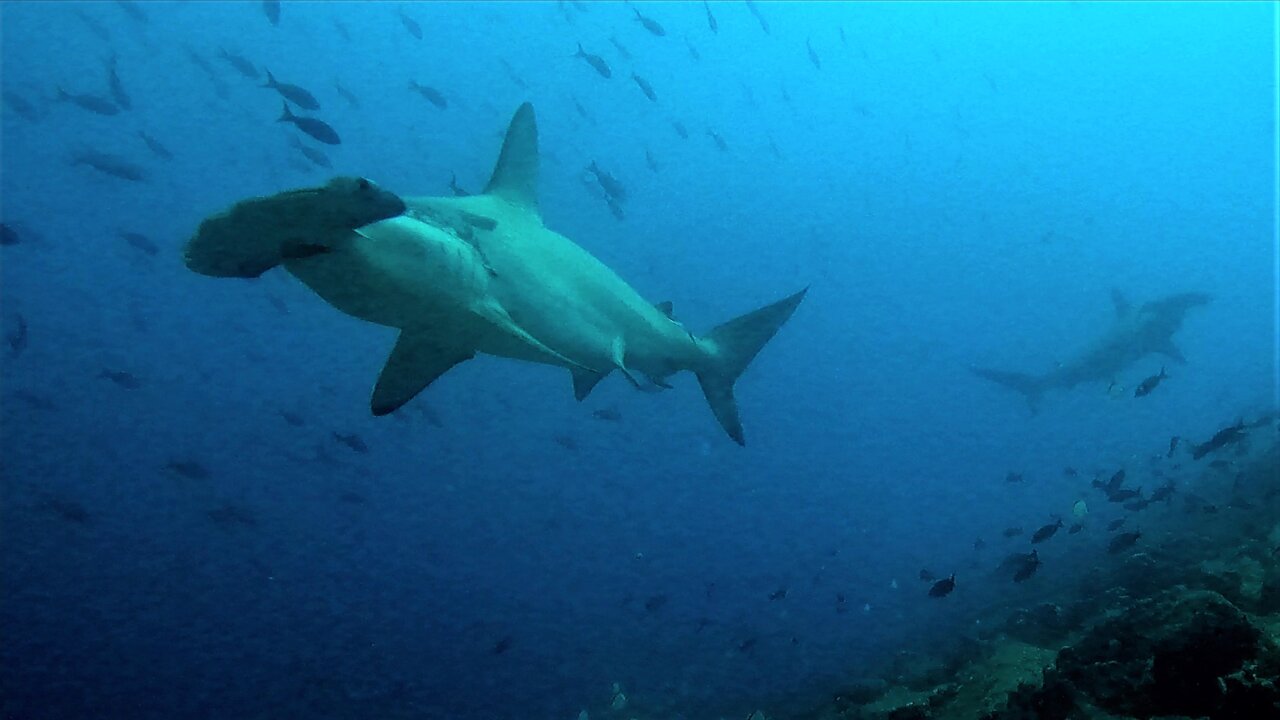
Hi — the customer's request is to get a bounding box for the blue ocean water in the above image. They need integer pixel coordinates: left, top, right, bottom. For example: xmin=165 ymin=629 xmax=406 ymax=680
xmin=0 ymin=2 xmax=1275 ymax=719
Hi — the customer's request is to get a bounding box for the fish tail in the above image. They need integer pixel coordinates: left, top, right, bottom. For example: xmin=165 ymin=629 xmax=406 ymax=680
xmin=261 ymin=68 xmax=276 ymax=89
xmin=574 ymin=42 xmax=585 ymax=57
xmin=694 ymin=288 xmax=808 ymax=445
xmin=971 ymin=367 xmax=1044 ymax=414
xmin=277 ymin=100 xmax=293 ymax=122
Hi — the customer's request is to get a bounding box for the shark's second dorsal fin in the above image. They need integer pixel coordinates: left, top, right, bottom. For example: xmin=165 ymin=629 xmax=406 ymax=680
xmin=1110 ymin=288 xmax=1131 ymax=318
xmin=483 ymin=102 xmax=539 ymax=214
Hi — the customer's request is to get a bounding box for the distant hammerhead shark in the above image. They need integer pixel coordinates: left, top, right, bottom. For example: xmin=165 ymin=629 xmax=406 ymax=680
xmin=972 ymin=289 xmax=1210 ymax=412
xmin=185 ymin=103 xmax=806 ymax=445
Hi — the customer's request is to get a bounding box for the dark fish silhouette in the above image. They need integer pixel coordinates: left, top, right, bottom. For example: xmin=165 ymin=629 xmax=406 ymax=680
xmin=1106 ymin=518 xmax=1126 ymax=531
xmin=745 ymin=0 xmax=770 ymax=34
xmin=333 ymin=18 xmax=351 ymax=41
xmin=398 ymin=9 xmax=423 ymax=39
xmin=1167 ymin=435 xmax=1181 ymax=457
xmin=703 ymin=0 xmax=717 ymax=32
xmin=40 ymin=496 xmax=91 ymax=525
xmin=574 ymin=43 xmax=611 ymax=79
xmin=918 ymin=569 xmax=936 ymax=582
xmin=768 ymin=587 xmax=788 ymax=601
xmin=6 ymin=314 xmax=28 ymax=357
xmin=333 ymin=431 xmax=368 ymax=453
xmin=208 ymin=504 xmax=258 ymax=528
xmin=115 ymin=1 xmax=147 ymax=24
xmin=1068 ymin=522 xmax=1084 ymax=534
xmin=105 ymin=55 xmax=130 ymax=110
xmin=1191 ymin=420 xmax=1247 ymax=460
xmin=334 ymin=80 xmax=360 ymax=108
xmin=633 ymin=8 xmax=665 ymax=36
xmin=1149 ymin=481 xmax=1176 ymax=503
xmin=71 ymin=149 xmax=147 ymax=181
xmin=707 ymin=128 xmax=728 ymax=151
xmin=592 ymin=407 xmax=621 ymax=422
xmin=263 ymin=0 xmax=280 ymax=26
xmin=631 ymin=73 xmax=657 ymax=102
xmin=686 ymin=38 xmax=701 ymax=61
xmin=1012 ymin=550 xmax=1040 ymax=582
xmin=75 ymin=8 xmax=112 ymax=41
xmin=3 ymin=90 xmax=41 ymax=121
xmin=185 ymin=47 xmax=232 ymax=99
xmin=1001 ymin=526 xmax=1023 ymax=538
xmin=290 ymin=135 xmax=331 ymax=169
xmin=1133 ymin=367 xmax=1167 ymax=397
xmin=99 ymin=369 xmax=142 ymax=389
xmin=262 ymin=69 xmax=320 ymax=110
xmin=57 ymin=88 xmax=119 ymax=116
xmin=280 ymin=410 xmax=306 ymax=427
xmin=644 ymin=594 xmax=668 ymax=612
xmin=644 ymin=147 xmax=659 ymax=173
xmin=408 ymin=81 xmax=447 ymax=109
xmin=119 ymin=231 xmax=159 ymax=256
xmin=137 ymin=131 xmax=173 ymax=159
xmin=1031 ymin=518 xmax=1063 ymax=544
xmin=609 ymin=35 xmax=632 ymax=60
xmin=586 ymin=161 xmax=626 ymax=202
xmin=492 ymin=636 xmax=514 ymax=654
xmin=1108 ymin=530 xmax=1141 ymax=554
xmin=278 ymin=101 xmax=340 ymax=145
xmin=1107 ymin=487 xmax=1142 ymax=503
xmin=10 ymin=390 xmax=56 ymax=410
xmin=0 ymin=223 xmax=20 ymax=246
xmin=806 ymin=38 xmax=821 ymax=69
xmin=671 ymin=120 xmax=688 ymax=139
xmin=928 ymin=574 xmax=955 ymax=598
xmin=218 ymin=48 xmax=260 ymax=79
xmin=1005 ymin=471 xmax=1024 ymax=483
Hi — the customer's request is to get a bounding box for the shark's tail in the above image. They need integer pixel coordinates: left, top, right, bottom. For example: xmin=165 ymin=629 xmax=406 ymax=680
xmin=696 ymin=288 xmax=808 ymax=446
xmin=971 ymin=367 xmax=1044 ymax=414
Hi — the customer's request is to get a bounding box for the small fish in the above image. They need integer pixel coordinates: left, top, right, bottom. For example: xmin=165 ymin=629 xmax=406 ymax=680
xmin=1167 ymin=436 xmax=1181 ymax=457
xmin=738 ymin=637 xmax=757 ymax=653
xmin=671 ymin=120 xmax=688 ymax=139
xmin=56 ymin=87 xmax=119 ymax=116
xmin=333 ymin=18 xmax=351 ymax=41
xmin=806 ymin=38 xmax=821 ymax=69
xmin=686 ymin=38 xmax=700 ymax=61
xmin=291 ymin=135 xmax=332 ymax=169
xmin=1133 ymin=367 xmax=1168 ymax=398
xmin=408 ymin=81 xmax=448 ymax=109
xmin=1106 ymin=518 xmax=1126 ymax=531
xmin=745 ymin=0 xmax=770 ymax=34
xmin=1191 ymin=420 xmax=1247 ymax=460
xmin=839 ymin=26 xmax=847 ymax=46
xmin=332 ymin=431 xmax=368 ymax=453
xmin=586 ymin=161 xmax=627 ymax=202
xmin=574 ymin=43 xmax=612 ymax=79
xmin=99 ymin=369 xmax=142 ymax=389
xmin=1149 ymin=481 xmax=1176 ymax=503
xmin=1005 ymin=471 xmax=1024 ymax=483
xmin=218 ymin=48 xmax=260 ymax=79
xmin=492 ymin=636 xmax=514 ymax=654
xmin=137 ymin=131 xmax=173 ymax=160
xmin=167 ymin=460 xmax=210 ymax=480
xmin=609 ymin=35 xmax=632 ymax=60
xmin=553 ymin=433 xmax=579 ymax=451
xmin=643 ymin=147 xmax=659 ymax=173
xmin=918 ymin=569 xmax=936 ymax=582
xmin=3 ymin=90 xmax=41 ymax=122
xmin=703 ymin=0 xmax=717 ymax=32
xmin=75 ymin=8 xmax=112 ymax=41
xmin=1067 ymin=522 xmax=1084 ymax=534
xmin=644 ymin=594 xmax=668 ymax=612
xmin=208 ymin=504 xmax=258 ymax=528
xmin=0 ymin=224 xmax=19 ymax=246
xmin=10 ymin=390 xmax=56 ymax=411
xmin=1031 ymin=518 xmax=1063 ymax=544
xmin=118 ymin=231 xmax=159 ymax=256
xmin=1107 ymin=487 xmax=1142 ymax=503
xmin=1063 ymin=466 xmax=1078 ymax=477
xmin=592 ymin=406 xmax=621 ymax=422
xmin=631 ymin=73 xmax=657 ymax=102
xmin=928 ymin=574 xmax=955 ymax=598
xmin=1001 ymin=526 xmax=1023 ymax=538
xmin=279 ymin=410 xmax=305 ymax=427
xmin=263 ymin=0 xmax=280 ymax=26
xmin=334 ymin=80 xmax=360 ymax=109
xmin=71 ymin=149 xmax=147 ymax=182
xmin=633 ymin=8 xmax=665 ymax=36
xmin=1093 ymin=468 xmax=1126 ymax=493
xmin=1012 ymin=550 xmax=1040 ymax=582
xmin=706 ymin=129 xmax=728 ymax=152
xmin=398 ymin=9 xmax=423 ymax=39
xmin=1123 ymin=498 xmax=1150 ymax=512
xmin=768 ymin=587 xmax=788 ymax=601
xmin=41 ymin=496 xmax=91 ymax=525
xmin=277 ymin=102 xmax=340 ymax=145
xmin=115 ymin=0 xmax=147 ymax=24
xmin=339 ymin=491 xmax=366 ymax=504
xmin=262 ymin=69 xmax=320 ymax=110
xmin=1108 ymin=530 xmax=1142 ymax=554
xmin=6 ymin=314 xmax=28 ymax=357
xmin=105 ymin=55 xmax=131 ymax=110
xmin=972 ymin=537 xmax=986 ymax=551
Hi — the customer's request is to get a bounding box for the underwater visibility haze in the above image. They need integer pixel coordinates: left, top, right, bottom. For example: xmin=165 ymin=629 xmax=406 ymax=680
xmin=1 ymin=2 xmax=1277 ymax=719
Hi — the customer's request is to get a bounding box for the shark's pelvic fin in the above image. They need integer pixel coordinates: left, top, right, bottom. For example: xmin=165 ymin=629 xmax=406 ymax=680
xmin=483 ymin=102 xmax=540 ymax=213
xmin=1110 ymin=288 xmax=1131 ymax=318
xmin=475 ymin=298 xmax=584 ymax=369
xmin=372 ymin=331 xmax=475 ymax=416
xmin=572 ymin=368 xmax=609 ymax=400
xmin=1156 ymin=338 xmax=1187 ymax=364
xmin=971 ymin=367 xmax=1043 ymax=415
xmin=696 ymin=288 xmax=808 ymax=446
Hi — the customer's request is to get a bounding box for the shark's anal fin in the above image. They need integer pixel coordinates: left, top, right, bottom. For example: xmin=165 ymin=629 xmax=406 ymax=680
xmin=1156 ymin=338 xmax=1187 ymax=364
xmin=371 ymin=331 xmax=475 ymax=416
xmin=1110 ymin=288 xmax=1131 ymax=318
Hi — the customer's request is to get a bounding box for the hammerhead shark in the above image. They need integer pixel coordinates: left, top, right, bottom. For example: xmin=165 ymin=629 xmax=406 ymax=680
xmin=185 ymin=103 xmax=806 ymax=445
xmin=972 ymin=289 xmax=1210 ymax=412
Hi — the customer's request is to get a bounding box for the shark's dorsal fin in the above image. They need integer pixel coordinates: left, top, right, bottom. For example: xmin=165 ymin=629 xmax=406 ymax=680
xmin=655 ymin=301 xmax=674 ymax=318
xmin=1110 ymin=288 xmax=1131 ymax=318
xmin=483 ymin=102 xmax=539 ymax=214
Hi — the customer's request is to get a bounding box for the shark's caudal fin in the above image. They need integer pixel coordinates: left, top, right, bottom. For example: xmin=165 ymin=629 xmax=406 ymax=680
xmin=483 ymin=102 xmax=539 ymax=213
xmin=696 ymin=288 xmax=808 ymax=446
xmin=971 ymin=367 xmax=1044 ymax=414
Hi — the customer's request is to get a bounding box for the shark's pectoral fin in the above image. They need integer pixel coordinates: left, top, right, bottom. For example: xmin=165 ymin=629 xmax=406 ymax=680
xmin=1156 ymin=339 xmax=1187 ymax=364
xmin=571 ymin=368 xmax=609 ymax=401
xmin=371 ymin=331 xmax=475 ymax=416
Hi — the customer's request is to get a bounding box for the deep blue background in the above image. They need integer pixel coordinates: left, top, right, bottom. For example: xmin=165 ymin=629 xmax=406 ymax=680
xmin=1 ymin=2 xmax=1274 ymax=719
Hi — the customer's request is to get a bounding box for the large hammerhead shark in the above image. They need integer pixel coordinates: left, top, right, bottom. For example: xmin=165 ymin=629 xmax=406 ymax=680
xmin=185 ymin=103 xmax=806 ymax=445
xmin=972 ymin=289 xmax=1210 ymax=412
